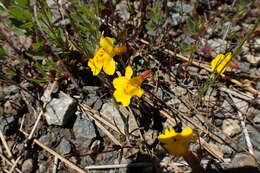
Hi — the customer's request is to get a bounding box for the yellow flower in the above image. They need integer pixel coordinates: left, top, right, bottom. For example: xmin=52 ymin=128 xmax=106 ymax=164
xmin=88 ymin=48 xmax=116 ymax=75
xmin=113 ymin=66 xmax=151 ymax=106
xmin=88 ymin=36 xmax=127 ymax=76
xmin=211 ymin=52 xmax=232 ymax=74
xmin=158 ymin=126 xmax=195 ymax=156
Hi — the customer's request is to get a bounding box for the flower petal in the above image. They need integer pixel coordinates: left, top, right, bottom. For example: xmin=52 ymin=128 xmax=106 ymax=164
xmin=220 ymin=52 xmax=232 ymax=73
xmin=211 ymin=54 xmax=224 ymax=72
xmin=113 ymin=77 xmax=128 ymax=90
xmin=100 ymin=37 xmax=115 ymax=54
xmin=135 ymin=88 xmax=143 ymax=97
xmin=158 ymin=126 xmax=195 ymax=156
xmin=88 ymin=57 xmax=102 ymax=76
xmin=103 ymin=57 xmax=116 ymax=75
xmin=125 ymin=66 xmax=133 ymax=79
xmin=113 ymin=90 xmax=131 ymax=106
xmin=211 ymin=52 xmax=232 ymax=74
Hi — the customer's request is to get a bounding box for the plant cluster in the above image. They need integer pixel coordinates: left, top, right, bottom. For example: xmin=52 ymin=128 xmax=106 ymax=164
xmin=0 ymin=0 xmax=259 ymax=172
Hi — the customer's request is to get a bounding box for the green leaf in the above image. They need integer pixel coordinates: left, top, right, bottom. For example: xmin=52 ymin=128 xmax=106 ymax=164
xmin=0 ymin=47 xmax=6 ymax=56
xmin=32 ymin=42 xmax=44 ymax=50
xmin=0 ymin=2 xmax=7 ymax=11
xmin=9 ymin=5 xmax=32 ymax=21
xmin=26 ymin=52 xmax=45 ymax=60
xmin=15 ymin=0 xmax=29 ymax=6
xmin=20 ymin=21 xmax=35 ymax=29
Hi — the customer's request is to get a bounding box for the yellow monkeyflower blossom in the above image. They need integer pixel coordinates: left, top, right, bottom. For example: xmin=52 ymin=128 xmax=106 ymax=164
xmin=88 ymin=36 xmax=127 ymax=76
xmin=211 ymin=52 xmax=232 ymax=74
xmin=113 ymin=66 xmax=151 ymax=107
xmin=158 ymin=126 xmax=195 ymax=156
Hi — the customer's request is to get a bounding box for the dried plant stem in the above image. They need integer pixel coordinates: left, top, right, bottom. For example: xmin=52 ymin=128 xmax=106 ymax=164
xmin=219 ymin=87 xmax=254 ymax=101
xmin=85 ymin=163 xmax=152 ymax=170
xmin=52 ymin=156 xmax=59 ymax=173
xmin=28 ymin=81 xmax=57 ymax=140
xmin=0 ymin=154 xmax=23 ymax=173
xmin=0 ymin=130 xmax=14 ymax=161
xmin=8 ymin=156 xmax=21 ymax=173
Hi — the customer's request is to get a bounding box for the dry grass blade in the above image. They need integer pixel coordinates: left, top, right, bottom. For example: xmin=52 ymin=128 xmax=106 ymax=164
xmin=85 ymin=163 xmax=152 ymax=170
xmin=199 ymin=138 xmax=224 ymax=161
xmin=219 ymin=87 xmax=255 ymax=101
xmin=0 ymin=130 xmax=14 ymax=161
xmin=8 ymin=155 xmax=21 ymax=173
xmin=0 ymin=154 xmax=23 ymax=173
xmin=28 ymin=81 xmax=57 ymax=140
xmin=52 ymin=156 xmax=59 ymax=173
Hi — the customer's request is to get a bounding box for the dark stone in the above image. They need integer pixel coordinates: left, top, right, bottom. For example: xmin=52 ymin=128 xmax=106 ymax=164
xmin=0 ymin=115 xmax=17 ymax=136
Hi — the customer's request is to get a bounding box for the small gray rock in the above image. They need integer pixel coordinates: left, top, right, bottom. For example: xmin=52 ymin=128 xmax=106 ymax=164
xmin=178 ymin=103 xmax=189 ymax=113
xmin=222 ymin=119 xmax=241 ymax=137
xmin=0 ymin=89 xmax=5 ymax=101
xmin=38 ymin=164 xmax=47 ymax=173
xmin=208 ymin=39 xmax=227 ymax=57
xmin=144 ymin=129 xmax=158 ymax=145
xmin=41 ymin=83 xmax=59 ymax=102
xmin=115 ymin=0 xmax=130 ymax=21
xmin=205 ymin=87 xmax=217 ymax=97
xmin=73 ymin=117 xmax=97 ymax=139
xmin=221 ymin=100 xmax=234 ymax=113
xmin=85 ymin=94 xmax=99 ymax=106
xmin=187 ymin=66 xmax=199 ymax=76
xmin=172 ymin=86 xmax=187 ymax=96
xmin=168 ymin=1 xmax=193 ymax=14
xmin=214 ymin=118 xmax=223 ymax=127
xmin=246 ymin=125 xmax=260 ymax=151
xmin=73 ymin=116 xmax=97 ymax=151
xmin=232 ymin=97 xmax=249 ymax=114
xmin=253 ymin=113 xmax=260 ymax=125
xmin=101 ymin=103 xmax=125 ymax=133
xmin=93 ymin=98 xmax=103 ymax=110
xmin=217 ymin=143 xmax=233 ymax=157
xmin=167 ymin=2 xmax=193 ymax=27
xmin=56 ymin=137 xmax=71 ymax=155
xmin=100 ymin=103 xmax=138 ymax=135
xmin=0 ymin=115 xmax=17 ymax=136
xmin=228 ymin=153 xmax=257 ymax=169
xmin=81 ymin=155 xmax=94 ymax=168
xmin=170 ymin=13 xmax=185 ymax=26
xmin=39 ymin=133 xmax=60 ymax=148
xmin=22 ymin=159 xmax=33 ymax=173
xmin=44 ymin=96 xmax=77 ymax=126
xmin=4 ymin=85 xmax=20 ymax=96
